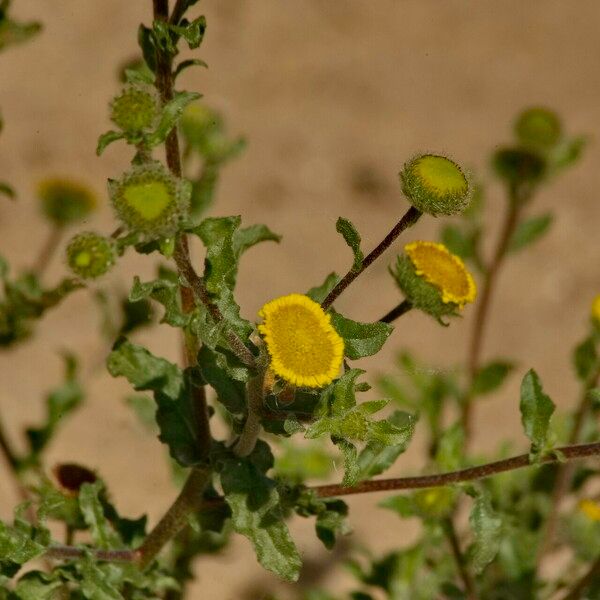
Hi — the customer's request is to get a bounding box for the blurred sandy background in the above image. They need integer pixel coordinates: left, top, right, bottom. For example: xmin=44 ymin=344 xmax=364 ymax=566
xmin=1 ymin=1 xmax=600 ymax=597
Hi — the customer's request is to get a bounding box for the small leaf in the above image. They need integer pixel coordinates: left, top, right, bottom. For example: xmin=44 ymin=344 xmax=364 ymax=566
xmin=334 ymin=438 xmax=360 ymax=487
xmin=233 ymin=223 xmax=281 ymax=256
xmin=96 ymin=130 xmax=125 ymax=156
xmin=573 ymin=336 xmax=598 ymax=381
xmin=147 ymin=90 xmax=202 ymax=147
xmin=508 ymin=213 xmax=553 ymax=253
xmin=519 ymin=369 xmax=555 ymax=452
xmin=0 ymin=182 xmax=15 ymax=199
xmin=440 ymin=224 xmax=475 ymax=260
xmin=306 ymin=272 xmax=340 ymax=303
xmin=221 ymin=454 xmax=301 ymax=581
xmin=336 ymin=217 xmax=364 ymax=272
xmin=468 ymin=491 xmax=502 ymax=573
xmin=197 ymin=345 xmax=246 ymax=414
xmin=170 ymin=15 xmax=206 ymax=49
xmin=330 ymin=312 xmax=393 ymax=360
xmin=79 ymin=482 xmax=120 ymax=549
xmin=471 ymin=360 xmax=514 ymax=396
xmin=174 ymin=58 xmax=208 ymax=79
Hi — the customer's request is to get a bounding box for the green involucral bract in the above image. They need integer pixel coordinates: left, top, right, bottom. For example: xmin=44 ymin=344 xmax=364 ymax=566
xmin=110 ymin=86 xmax=159 ymax=134
xmin=391 ymin=255 xmax=460 ymax=323
xmin=66 ymin=232 xmax=115 ymax=280
xmin=400 ymin=154 xmax=471 ymax=216
xmin=109 ymin=161 xmax=191 ymax=240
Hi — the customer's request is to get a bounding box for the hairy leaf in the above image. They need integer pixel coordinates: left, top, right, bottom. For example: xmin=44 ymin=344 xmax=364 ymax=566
xmin=336 ymin=217 xmax=364 ymax=272
xmin=96 ymin=130 xmax=125 ymax=156
xmin=330 ymin=312 xmax=393 ymax=360
xmin=147 ymin=91 xmax=201 ymax=147
xmin=519 ymin=369 xmax=555 ymax=453
xmin=306 ymin=272 xmax=340 ymax=303
xmin=508 ymin=213 xmax=553 ymax=253
xmin=79 ymin=482 xmax=121 ymax=549
xmin=573 ymin=336 xmax=598 ymax=381
xmin=468 ymin=491 xmax=502 ymax=573
xmin=471 ymin=360 xmax=514 ymax=396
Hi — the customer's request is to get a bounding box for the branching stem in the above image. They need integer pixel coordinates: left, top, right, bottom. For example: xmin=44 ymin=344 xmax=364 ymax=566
xmin=321 ymin=206 xmax=421 ymax=310
xmin=43 ymin=441 xmax=600 ymax=565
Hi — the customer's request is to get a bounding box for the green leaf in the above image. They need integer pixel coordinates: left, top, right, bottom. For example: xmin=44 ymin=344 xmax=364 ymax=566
xmin=356 ymin=411 xmax=416 ymax=480
xmin=96 ymin=130 xmax=125 ymax=156
xmin=334 ymin=438 xmax=360 ymax=487
xmin=233 ymin=224 xmax=281 ymax=256
xmin=0 ymin=181 xmax=15 ymax=199
xmin=0 ymin=16 xmax=41 ymax=51
xmin=519 ymin=369 xmax=555 ymax=452
xmin=468 ymin=491 xmax=502 ymax=574
xmin=508 ymin=213 xmax=553 ymax=253
xmin=197 ymin=345 xmax=246 ymax=414
xmin=147 ymin=90 xmax=201 ymax=147
xmin=107 ymin=340 xmax=202 ymax=466
xmin=573 ymin=336 xmax=598 ymax=381
xmin=220 ymin=454 xmax=301 ymax=581
xmin=129 ymin=276 xmax=188 ymax=328
xmin=170 ymin=15 xmax=206 ymax=49
xmin=306 ymin=272 xmax=340 ymax=303
xmin=79 ymin=557 xmax=122 ymax=600
xmin=137 ymin=24 xmax=157 ymax=72
xmin=0 ymin=509 xmax=48 ymax=575
xmin=471 ymin=360 xmax=514 ymax=396
xmin=107 ymin=339 xmax=184 ymax=401
xmin=440 ymin=224 xmax=474 ymax=260
xmin=25 ymin=354 xmax=83 ymax=458
xmin=79 ymin=482 xmax=121 ymax=549
xmin=13 ymin=571 xmax=63 ymax=599
xmin=330 ymin=312 xmax=393 ymax=360
xmin=336 ymin=217 xmax=363 ymax=272
xmin=174 ymin=58 xmax=208 ymax=79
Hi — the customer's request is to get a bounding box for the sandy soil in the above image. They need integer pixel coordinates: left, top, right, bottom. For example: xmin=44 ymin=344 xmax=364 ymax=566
xmin=1 ymin=1 xmax=600 ymax=598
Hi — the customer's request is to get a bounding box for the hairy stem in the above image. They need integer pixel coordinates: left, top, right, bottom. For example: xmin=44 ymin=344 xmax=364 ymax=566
xmin=538 ymin=366 xmax=600 ymax=562
xmin=43 ymin=442 xmax=600 ymax=564
xmin=311 ymin=442 xmax=600 ymax=498
xmin=137 ymin=467 xmax=210 ymax=569
xmin=321 ymin=206 xmax=421 ymax=310
xmin=379 ymin=299 xmax=412 ymax=324
xmin=558 ymin=555 xmax=600 ymax=600
xmin=234 ymin=369 xmax=266 ymax=457
xmin=443 ymin=518 xmax=478 ymax=600
xmin=462 ymin=195 xmax=521 ymax=441
xmin=32 ymin=225 xmax=63 ymax=278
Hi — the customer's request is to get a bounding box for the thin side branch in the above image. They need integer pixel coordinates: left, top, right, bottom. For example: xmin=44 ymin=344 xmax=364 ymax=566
xmin=32 ymin=225 xmax=64 ymax=278
xmin=559 ymin=555 xmax=600 ymax=600
xmin=379 ymin=299 xmax=412 ymax=324
xmin=321 ymin=206 xmax=421 ymax=310
xmin=443 ymin=518 xmax=478 ymax=600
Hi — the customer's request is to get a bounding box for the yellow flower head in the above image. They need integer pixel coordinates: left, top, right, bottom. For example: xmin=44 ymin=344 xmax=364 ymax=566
xmin=579 ymin=499 xmax=600 ymax=522
xmin=258 ymin=294 xmax=344 ymax=388
xmin=405 ymin=241 xmax=476 ymax=307
xmin=591 ymin=294 xmax=600 ymax=323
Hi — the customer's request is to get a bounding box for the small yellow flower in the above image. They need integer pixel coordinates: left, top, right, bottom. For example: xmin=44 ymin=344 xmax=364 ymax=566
xmin=258 ymin=294 xmax=344 ymax=388
xmin=405 ymin=241 xmax=476 ymax=307
xmin=591 ymin=294 xmax=600 ymax=323
xmin=579 ymin=499 xmax=600 ymax=521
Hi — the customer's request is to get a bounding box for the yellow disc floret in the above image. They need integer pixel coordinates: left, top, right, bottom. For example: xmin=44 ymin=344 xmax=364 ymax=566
xmin=579 ymin=499 xmax=600 ymax=522
xmin=258 ymin=294 xmax=344 ymax=388
xmin=405 ymin=241 xmax=476 ymax=307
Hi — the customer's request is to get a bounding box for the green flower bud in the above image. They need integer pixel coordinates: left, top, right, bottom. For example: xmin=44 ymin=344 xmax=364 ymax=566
xmin=109 ymin=162 xmax=191 ymax=240
xmin=492 ymin=147 xmax=546 ymax=187
xmin=66 ymin=232 xmax=115 ymax=279
xmin=400 ymin=154 xmax=471 ymax=216
xmin=110 ymin=87 xmax=158 ymax=134
xmin=180 ymin=102 xmax=222 ymax=148
xmin=413 ymin=487 xmax=456 ymax=519
xmin=38 ymin=178 xmax=96 ymax=226
xmin=515 ymin=107 xmax=562 ymax=149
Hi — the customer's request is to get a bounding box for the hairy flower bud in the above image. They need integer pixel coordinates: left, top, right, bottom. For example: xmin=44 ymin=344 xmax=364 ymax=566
xmin=400 ymin=154 xmax=471 ymax=216
xmin=515 ymin=107 xmax=562 ymax=149
xmin=66 ymin=232 xmax=115 ymax=279
xmin=38 ymin=178 xmax=96 ymax=226
xmin=109 ymin=162 xmax=191 ymax=240
xmin=392 ymin=241 xmax=476 ymax=322
xmin=110 ymin=86 xmax=158 ymax=134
